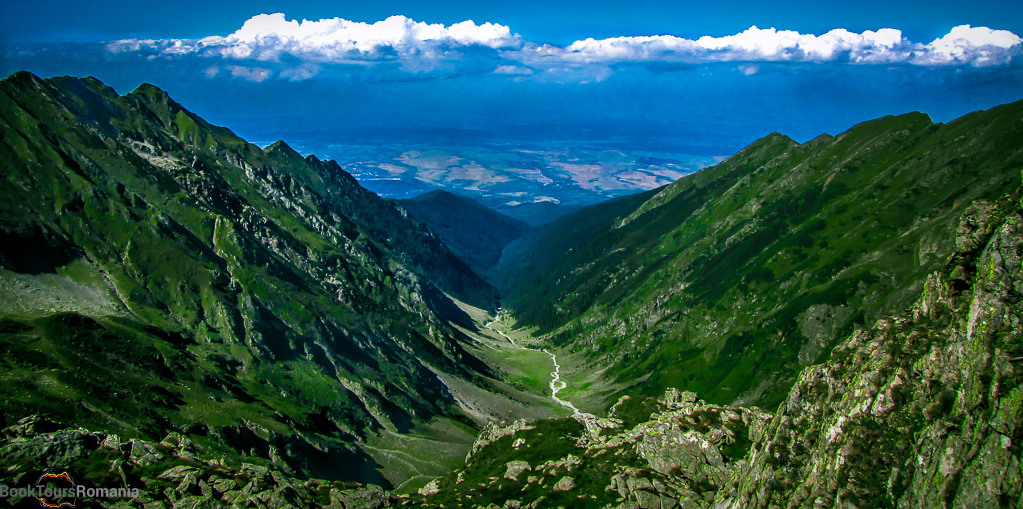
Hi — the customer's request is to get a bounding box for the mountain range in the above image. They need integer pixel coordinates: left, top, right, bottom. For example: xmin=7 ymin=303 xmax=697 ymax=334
xmin=499 ymin=105 xmax=1022 ymax=410
xmin=0 ymin=71 xmax=519 ymax=488
xmin=0 ymin=70 xmax=1020 ymax=509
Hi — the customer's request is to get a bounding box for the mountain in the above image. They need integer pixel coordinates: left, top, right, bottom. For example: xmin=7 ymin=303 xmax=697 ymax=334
xmin=0 ymin=71 xmax=504 ymax=486
xmin=21 ymin=181 xmax=1015 ymax=508
xmin=398 ymin=190 xmax=531 ymax=279
xmin=491 ymin=190 xmax=658 ymax=294
xmin=492 ymin=201 xmax=585 ymax=227
xmin=405 ymin=187 xmax=1023 ymax=508
xmin=499 ymin=101 xmax=1023 ymax=410
xmin=1 ymin=70 xmax=1021 ymax=508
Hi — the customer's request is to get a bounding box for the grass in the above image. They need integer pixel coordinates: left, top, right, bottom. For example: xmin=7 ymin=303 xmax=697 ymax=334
xmin=364 ymin=417 xmax=477 ymax=493
xmin=406 ymin=416 xmax=652 ymax=508
xmin=496 ymin=347 xmax=555 ymax=396
xmin=499 ymin=101 xmax=1023 ymax=409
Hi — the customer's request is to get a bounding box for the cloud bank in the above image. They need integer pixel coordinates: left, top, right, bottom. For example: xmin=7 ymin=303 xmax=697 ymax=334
xmin=104 ymin=13 xmax=1022 ymax=82
xmin=107 ymin=13 xmax=521 ymax=74
xmin=545 ymin=25 xmax=1021 ymax=66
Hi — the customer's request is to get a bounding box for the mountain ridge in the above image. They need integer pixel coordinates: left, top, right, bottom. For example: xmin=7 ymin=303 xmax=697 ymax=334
xmin=497 ymin=99 xmax=1023 ymax=410
xmin=398 ymin=190 xmax=531 ymax=281
xmin=0 ymin=70 xmax=510 ymax=487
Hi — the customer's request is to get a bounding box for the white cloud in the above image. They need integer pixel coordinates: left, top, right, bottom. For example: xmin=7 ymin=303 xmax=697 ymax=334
xmin=227 ymin=65 xmax=272 ymax=82
xmin=203 ymin=65 xmax=220 ymax=78
xmin=493 ymin=65 xmax=533 ymax=74
xmin=279 ymin=63 xmax=321 ymax=81
xmin=105 ymin=16 xmax=1021 ymax=82
xmin=535 ymin=27 xmax=908 ymax=64
xmin=915 ymin=25 xmax=1023 ymax=65
xmin=543 ymin=25 xmax=1021 ymax=67
xmin=108 ymin=13 xmax=520 ymax=66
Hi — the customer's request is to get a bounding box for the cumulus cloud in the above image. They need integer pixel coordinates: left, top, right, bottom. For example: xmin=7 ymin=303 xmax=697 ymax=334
xmin=917 ymin=25 xmax=1022 ymax=65
xmin=108 ymin=13 xmax=520 ymax=66
xmin=104 ymin=14 xmax=1022 ymax=83
xmin=538 ymin=25 xmax=1021 ymax=67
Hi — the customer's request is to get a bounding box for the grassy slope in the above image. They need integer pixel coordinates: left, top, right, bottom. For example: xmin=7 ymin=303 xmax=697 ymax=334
xmin=398 ymin=190 xmax=531 ymax=279
xmin=0 ymin=71 xmax=499 ymax=483
xmin=502 ymin=101 xmax=1023 ymax=411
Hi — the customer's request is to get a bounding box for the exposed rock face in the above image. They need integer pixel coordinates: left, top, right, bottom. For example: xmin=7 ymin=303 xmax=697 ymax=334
xmin=504 ymin=460 xmax=531 ymax=481
xmin=551 ymin=476 xmax=574 ymax=491
xmin=467 ymin=419 xmax=536 ymax=460
xmin=716 ymin=194 xmax=1023 ymax=508
xmin=419 ymin=479 xmax=442 ymax=496
xmin=0 ymin=416 xmax=104 ymax=468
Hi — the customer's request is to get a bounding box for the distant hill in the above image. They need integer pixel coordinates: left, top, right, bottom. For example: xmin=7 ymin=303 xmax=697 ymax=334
xmin=399 ymin=190 xmax=531 ymax=279
xmin=489 ymin=191 xmax=657 ymax=293
xmin=492 ymin=201 xmax=585 ymax=226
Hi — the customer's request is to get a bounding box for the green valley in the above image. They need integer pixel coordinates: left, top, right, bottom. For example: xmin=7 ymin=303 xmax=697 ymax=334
xmin=1 ymin=70 xmax=1021 ymax=509
xmin=500 ymin=104 xmax=1023 ymax=410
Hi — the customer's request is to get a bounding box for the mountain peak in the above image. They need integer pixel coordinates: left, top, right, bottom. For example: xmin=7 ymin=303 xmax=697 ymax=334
xmin=410 ymin=189 xmax=465 ymax=201
xmin=129 ymin=82 xmax=185 ymax=117
xmin=264 ymin=139 xmax=299 ymax=156
xmin=3 ymin=70 xmax=43 ymax=86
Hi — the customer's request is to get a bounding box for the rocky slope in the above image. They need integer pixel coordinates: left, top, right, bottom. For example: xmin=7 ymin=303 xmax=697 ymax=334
xmin=501 ymin=101 xmax=1023 ymax=409
xmin=0 ymin=415 xmax=401 ymax=508
xmin=716 ymin=192 xmax=1023 ymax=508
xmin=0 ymin=71 xmax=498 ymax=485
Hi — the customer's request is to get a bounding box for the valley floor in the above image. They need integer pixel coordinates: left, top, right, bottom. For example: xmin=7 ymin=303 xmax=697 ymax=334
xmin=443 ymin=296 xmax=644 ymax=423
xmin=367 ymin=300 xmax=572 ymax=493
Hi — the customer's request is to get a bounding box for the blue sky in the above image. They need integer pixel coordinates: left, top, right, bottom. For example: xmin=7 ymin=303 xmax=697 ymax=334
xmin=2 ymin=0 xmax=1022 ymax=160
xmin=4 ymin=0 xmax=1021 ymax=44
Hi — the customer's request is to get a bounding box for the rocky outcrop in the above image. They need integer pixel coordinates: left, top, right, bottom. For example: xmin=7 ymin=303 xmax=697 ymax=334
xmin=503 ymin=461 xmax=531 ymax=481
xmin=408 ymin=389 xmax=770 ymax=508
xmin=0 ymin=415 xmax=400 ymax=508
xmin=466 ymin=419 xmax=536 ymax=460
xmin=716 ymin=194 xmax=1023 ymax=508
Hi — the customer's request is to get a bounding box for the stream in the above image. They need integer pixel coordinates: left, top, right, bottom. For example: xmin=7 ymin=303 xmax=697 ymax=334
xmin=544 ymin=350 xmax=583 ymax=416
xmin=485 ymin=316 xmax=583 ymax=416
